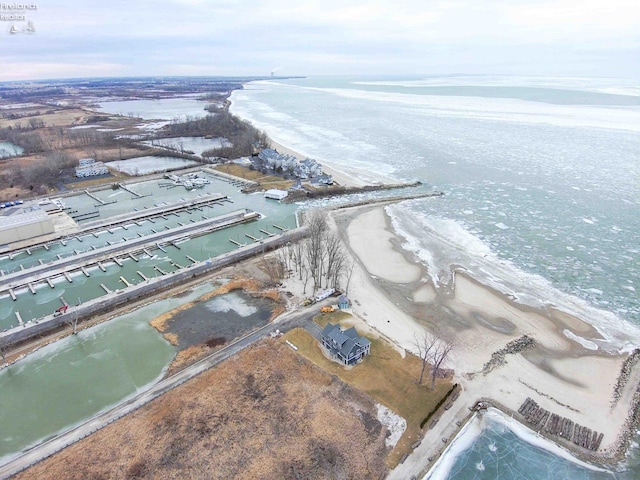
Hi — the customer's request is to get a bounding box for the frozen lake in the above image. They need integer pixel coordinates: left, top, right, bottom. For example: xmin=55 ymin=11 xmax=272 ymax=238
xmin=107 ymin=156 xmax=199 ymax=175
xmin=96 ymin=97 xmax=209 ymax=121
xmin=142 ymin=136 xmax=232 ymax=157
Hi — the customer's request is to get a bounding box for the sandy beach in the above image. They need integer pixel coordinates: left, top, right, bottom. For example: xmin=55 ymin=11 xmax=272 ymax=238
xmin=264 ymin=138 xmax=639 ymax=477
xmin=269 ymin=139 xmax=400 ymax=188
xmin=326 ymin=204 xmax=639 ymax=479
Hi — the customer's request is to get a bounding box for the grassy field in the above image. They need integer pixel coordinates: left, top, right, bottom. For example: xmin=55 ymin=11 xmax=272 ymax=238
xmin=283 ymin=313 xmax=454 ymax=467
xmin=214 ymin=163 xmax=294 ymax=190
xmin=0 ymin=108 xmax=90 ymax=129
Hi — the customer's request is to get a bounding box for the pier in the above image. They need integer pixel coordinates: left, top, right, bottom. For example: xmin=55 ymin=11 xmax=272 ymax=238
xmin=63 ymin=272 xmax=73 ymax=283
xmin=85 ymin=190 xmax=106 ymax=205
xmin=0 ymin=225 xmax=309 ymax=351
xmin=118 ymin=183 xmax=144 ymax=198
xmin=154 ymin=266 xmax=167 ymax=276
xmin=81 ymin=267 xmax=90 ymax=277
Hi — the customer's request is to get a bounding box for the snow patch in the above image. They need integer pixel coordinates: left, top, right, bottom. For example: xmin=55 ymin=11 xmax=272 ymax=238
xmin=205 ymin=293 xmax=258 ymax=317
xmin=376 ymin=404 xmax=406 ymax=448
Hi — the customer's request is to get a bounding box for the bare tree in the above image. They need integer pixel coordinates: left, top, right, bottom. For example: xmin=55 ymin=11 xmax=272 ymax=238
xmin=301 ymin=264 xmax=310 ymax=295
xmin=414 ymin=329 xmax=456 ymax=389
xmin=345 ymin=260 xmax=355 ymax=295
xmin=324 ymin=231 xmax=345 ymax=290
xmin=414 ymin=331 xmax=438 ymax=385
xmin=304 ymin=210 xmax=329 ymax=290
xmin=429 ymin=332 xmax=455 ymax=390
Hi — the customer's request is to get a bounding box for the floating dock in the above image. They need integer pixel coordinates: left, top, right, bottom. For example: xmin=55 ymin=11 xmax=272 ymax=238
xmin=136 ymin=271 xmax=148 ymax=281
xmin=154 ymin=266 xmax=167 ymax=275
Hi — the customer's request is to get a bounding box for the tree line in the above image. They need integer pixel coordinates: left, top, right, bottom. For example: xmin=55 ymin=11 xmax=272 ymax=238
xmin=164 ymin=110 xmax=269 ymax=160
xmin=275 ymin=211 xmax=353 ymax=296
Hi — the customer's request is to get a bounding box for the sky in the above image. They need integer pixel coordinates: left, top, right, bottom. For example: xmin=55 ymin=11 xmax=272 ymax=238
xmin=0 ymin=0 xmax=638 ymax=81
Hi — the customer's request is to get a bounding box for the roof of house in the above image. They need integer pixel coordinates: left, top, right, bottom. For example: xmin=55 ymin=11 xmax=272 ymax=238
xmin=321 ymin=323 xmax=371 ymax=359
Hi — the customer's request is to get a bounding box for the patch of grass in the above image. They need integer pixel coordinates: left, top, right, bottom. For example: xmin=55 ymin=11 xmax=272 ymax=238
xmin=282 ymin=327 xmax=453 ymax=467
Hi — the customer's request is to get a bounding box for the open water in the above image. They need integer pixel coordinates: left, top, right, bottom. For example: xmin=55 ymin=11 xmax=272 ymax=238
xmin=229 ymin=75 xmax=640 ymax=478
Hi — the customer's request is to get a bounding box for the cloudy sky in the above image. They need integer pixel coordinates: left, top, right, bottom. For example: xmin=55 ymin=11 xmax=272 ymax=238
xmin=1 ymin=0 xmax=638 ymax=81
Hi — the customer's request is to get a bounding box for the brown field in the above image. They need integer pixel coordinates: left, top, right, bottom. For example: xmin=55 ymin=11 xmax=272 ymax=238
xmin=214 ymin=163 xmax=294 ymax=190
xmin=284 ymin=314 xmax=454 ymax=467
xmin=0 ymin=108 xmax=91 ymax=129
xmin=15 ymin=341 xmax=389 ymax=480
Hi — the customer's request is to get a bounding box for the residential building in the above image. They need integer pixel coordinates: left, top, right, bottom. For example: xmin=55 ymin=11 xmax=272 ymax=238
xmin=321 ymin=323 xmax=371 ymax=365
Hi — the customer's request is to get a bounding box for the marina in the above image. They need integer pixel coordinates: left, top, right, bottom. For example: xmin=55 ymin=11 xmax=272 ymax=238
xmin=0 ymin=170 xmax=299 ymax=335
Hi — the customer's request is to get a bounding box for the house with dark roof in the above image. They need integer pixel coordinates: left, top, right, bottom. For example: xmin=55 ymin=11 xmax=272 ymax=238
xmin=321 ymin=323 xmax=371 ymax=365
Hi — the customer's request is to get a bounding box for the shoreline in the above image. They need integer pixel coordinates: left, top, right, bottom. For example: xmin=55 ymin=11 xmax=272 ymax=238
xmin=268 ymin=138 xmax=403 ymax=188
xmin=327 ymin=203 xmax=640 ymax=478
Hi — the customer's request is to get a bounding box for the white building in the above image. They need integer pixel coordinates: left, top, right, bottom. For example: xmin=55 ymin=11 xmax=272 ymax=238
xmin=264 ymin=189 xmax=288 ymax=200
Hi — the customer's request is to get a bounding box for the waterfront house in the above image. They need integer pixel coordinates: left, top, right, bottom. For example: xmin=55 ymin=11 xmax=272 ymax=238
xmin=321 ymin=323 xmax=371 ymax=365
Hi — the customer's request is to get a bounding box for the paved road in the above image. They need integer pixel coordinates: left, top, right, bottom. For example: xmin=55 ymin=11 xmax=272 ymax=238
xmin=0 ymin=305 xmax=318 ymax=479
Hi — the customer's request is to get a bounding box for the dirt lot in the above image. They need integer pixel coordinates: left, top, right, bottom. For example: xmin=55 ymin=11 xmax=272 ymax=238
xmin=14 ymin=340 xmax=389 ymax=480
